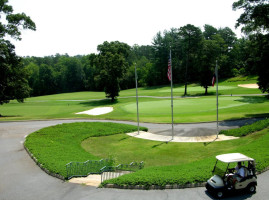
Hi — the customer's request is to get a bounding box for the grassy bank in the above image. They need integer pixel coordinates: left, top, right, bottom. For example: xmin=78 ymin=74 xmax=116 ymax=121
xmin=24 ymin=122 xmax=147 ymax=178
xmin=101 ymin=127 xmax=269 ymax=187
xmin=24 ymin=120 xmax=269 ymax=186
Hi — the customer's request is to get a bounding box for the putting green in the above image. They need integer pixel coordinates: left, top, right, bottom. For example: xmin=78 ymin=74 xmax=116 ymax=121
xmin=122 ymin=96 xmax=249 ymax=115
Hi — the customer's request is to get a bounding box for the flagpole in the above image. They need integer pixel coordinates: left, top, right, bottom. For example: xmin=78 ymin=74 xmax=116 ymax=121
xmin=135 ymin=63 xmax=140 ymax=135
xmin=216 ymin=60 xmax=219 ymax=139
xmin=170 ymin=47 xmax=174 ymax=140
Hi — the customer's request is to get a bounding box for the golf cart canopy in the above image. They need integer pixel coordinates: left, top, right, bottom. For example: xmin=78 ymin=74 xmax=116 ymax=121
xmin=216 ymin=153 xmax=254 ymax=163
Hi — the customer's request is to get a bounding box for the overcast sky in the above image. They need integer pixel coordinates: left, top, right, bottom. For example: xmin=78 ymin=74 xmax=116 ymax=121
xmin=8 ymin=0 xmax=243 ymax=57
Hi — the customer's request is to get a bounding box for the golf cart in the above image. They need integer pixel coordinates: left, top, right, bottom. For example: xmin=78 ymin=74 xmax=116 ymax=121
xmin=206 ymin=153 xmax=257 ymax=198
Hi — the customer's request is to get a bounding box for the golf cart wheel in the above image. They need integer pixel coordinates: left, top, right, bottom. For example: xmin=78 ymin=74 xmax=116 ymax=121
xmin=248 ymin=184 xmax=256 ymax=193
xmin=216 ymin=191 xmax=224 ymax=198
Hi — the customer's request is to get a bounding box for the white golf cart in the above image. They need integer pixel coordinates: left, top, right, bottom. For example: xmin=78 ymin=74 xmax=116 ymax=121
xmin=206 ymin=153 xmax=257 ymax=198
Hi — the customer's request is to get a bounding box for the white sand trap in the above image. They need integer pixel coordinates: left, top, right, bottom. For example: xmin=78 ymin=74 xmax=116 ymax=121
xmin=238 ymin=84 xmax=259 ymax=89
xmin=76 ymin=107 xmax=113 ymax=116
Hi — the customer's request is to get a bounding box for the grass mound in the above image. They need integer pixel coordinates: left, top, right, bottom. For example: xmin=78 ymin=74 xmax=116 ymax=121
xmin=24 ymin=122 xmax=147 ymax=178
xmin=25 ymin=119 xmax=269 ymax=188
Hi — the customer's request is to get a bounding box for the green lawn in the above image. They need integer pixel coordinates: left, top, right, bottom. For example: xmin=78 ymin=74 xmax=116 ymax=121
xmin=1 ymin=77 xmax=268 ymax=122
xmin=24 ymin=122 xmax=148 ymax=178
xmin=24 ymin=121 xmax=269 ymax=186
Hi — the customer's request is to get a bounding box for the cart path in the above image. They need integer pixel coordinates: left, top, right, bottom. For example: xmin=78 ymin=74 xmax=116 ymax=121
xmin=0 ymin=119 xmax=268 ymax=200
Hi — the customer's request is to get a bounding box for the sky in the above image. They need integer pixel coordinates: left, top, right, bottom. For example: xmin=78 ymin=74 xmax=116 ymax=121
xmin=8 ymin=0 xmax=243 ymax=57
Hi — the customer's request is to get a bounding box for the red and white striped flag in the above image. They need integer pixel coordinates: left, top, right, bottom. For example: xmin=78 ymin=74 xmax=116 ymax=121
xmin=212 ymin=74 xmax=216 ymax=87
xmin=167 ymin=58 xmax=172 ymax=81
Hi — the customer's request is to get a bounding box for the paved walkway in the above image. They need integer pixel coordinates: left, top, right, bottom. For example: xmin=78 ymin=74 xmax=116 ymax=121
xmin=127 ymin=131 xmax=238 ymax=142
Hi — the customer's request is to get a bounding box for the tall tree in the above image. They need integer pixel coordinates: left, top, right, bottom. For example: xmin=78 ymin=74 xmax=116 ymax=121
xmin=233 ymin=0 xmax=269 ymax=34
xmin=203 ymin=24 xmax=218 ymax=40
xmin=0 ymin=0 xmax=36 ymax=107
xmin=233 ymin=0 xmax=269 ymax=95
xmin=0 ymin=40 xmax=31 ymax=105
xmin=179 ymin=24 xmax=203 ymax=95
xmin=95 ymin=41 xmax=130 ymax=102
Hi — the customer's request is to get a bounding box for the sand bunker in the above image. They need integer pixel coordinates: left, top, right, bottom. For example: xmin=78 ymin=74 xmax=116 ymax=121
xmin=76 ymin=107 xmax=113 ymax=116
xmin=238 ymin=84 xmax=259 ymax=89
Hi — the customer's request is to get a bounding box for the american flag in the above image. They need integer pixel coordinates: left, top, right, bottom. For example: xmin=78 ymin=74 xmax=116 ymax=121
xmin=212 ymin=74 xmax=216 ymax=87
xmin=167 ymin=58 xmax=172 ymax=81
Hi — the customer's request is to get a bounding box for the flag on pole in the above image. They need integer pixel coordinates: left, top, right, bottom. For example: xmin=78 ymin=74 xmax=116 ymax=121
xmin=167 ymin=57 xmax=172 ymax=81
xmin=212 ymin=74 xmax=216 ymax=87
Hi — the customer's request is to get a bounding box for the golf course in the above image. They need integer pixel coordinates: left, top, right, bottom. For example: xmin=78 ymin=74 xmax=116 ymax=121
xmin=1 ymin=76 xmax=268 ymax=188
xmin=1 ymin=77 xmax=268 ymax=123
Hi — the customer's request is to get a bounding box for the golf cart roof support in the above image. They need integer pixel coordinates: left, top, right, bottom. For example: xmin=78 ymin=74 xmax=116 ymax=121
xmin=212 ymin=159 xmax=218 ymax=172
xmin=216 ymin=153 xmax=254 ymax=163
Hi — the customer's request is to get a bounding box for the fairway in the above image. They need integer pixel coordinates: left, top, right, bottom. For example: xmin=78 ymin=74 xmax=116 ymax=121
xmin=0 ymin=78 xmax=268 ymax=122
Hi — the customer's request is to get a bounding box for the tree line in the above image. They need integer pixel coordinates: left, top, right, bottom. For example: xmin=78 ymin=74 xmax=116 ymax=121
xmin=1 ymin=0 xmax=268 ymax=105
xmin=23 ymin=23 xmax=260 ymax=98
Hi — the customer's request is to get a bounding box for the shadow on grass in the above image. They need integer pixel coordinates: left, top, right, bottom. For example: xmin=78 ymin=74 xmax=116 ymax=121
xmin=203 ymin=137 xmax=218 ymax=146
xmin=223 ymin=114 xmax=269 ymax=122
xmin=141 ymin=85 xmax=175 ymax=91
xmin=235 ymin=96 xmax=268 ymax=104
xmin=245 ymin=113 xmax=269 ymax=118
xmin=152 ymin=141 xmax=169 ymax=148
xmin=118 ymin=136 xmax=131 ymax=141
xmin=0 ymin=115 xmax=21 ymax=119
xmin=79 ymin=99 xmax=119 ymax=107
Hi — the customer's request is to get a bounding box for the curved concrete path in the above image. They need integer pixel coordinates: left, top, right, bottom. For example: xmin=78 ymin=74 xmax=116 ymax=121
xmin=0 ymin=119 xmax=268 ymax=200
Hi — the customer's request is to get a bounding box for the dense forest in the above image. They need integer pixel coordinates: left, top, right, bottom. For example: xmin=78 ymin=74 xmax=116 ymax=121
xmin=22 ymin=24 xmax=259 ymax=97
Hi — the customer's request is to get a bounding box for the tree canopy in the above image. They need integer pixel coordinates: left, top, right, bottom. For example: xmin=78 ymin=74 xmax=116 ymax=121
xmin=22 ymin=24 xmax=258 ymax=97
xmin=0 ymin=0 xmax=36 ymax=106
xmin=233 ymin=0 xmax=269 ymax=34
xmin=233 ymin=0 xmax=269 ymax=96
xmin=95 ymin=41 xmax=130 ymax=102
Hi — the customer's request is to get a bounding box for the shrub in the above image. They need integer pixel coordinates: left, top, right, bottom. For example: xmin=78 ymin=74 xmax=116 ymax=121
xmin=220 ymin=118 xmax=269 ymax=137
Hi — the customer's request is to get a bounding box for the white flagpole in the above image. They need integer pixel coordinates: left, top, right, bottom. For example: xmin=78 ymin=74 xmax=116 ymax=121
xmin=216 ymin=60 xmax=219 ymax=139
xmin=135 ymin=63 xmax=140 ymax=135
xmin=170 ymin=48 xmax=174 ymax=140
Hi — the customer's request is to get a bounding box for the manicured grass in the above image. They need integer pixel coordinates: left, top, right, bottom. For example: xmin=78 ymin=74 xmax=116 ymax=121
xmin=25 ymin=121 xmax=269 ymax=186
xmin=1 ymin=95 xmax=269 ymax=123
xmin=0 ymin=77 xmax=268 ymax=122
xmin=24 ymin=122 xmax=147 ymax=178
xmin=100 ymin=127 xmax=269 ymax=187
